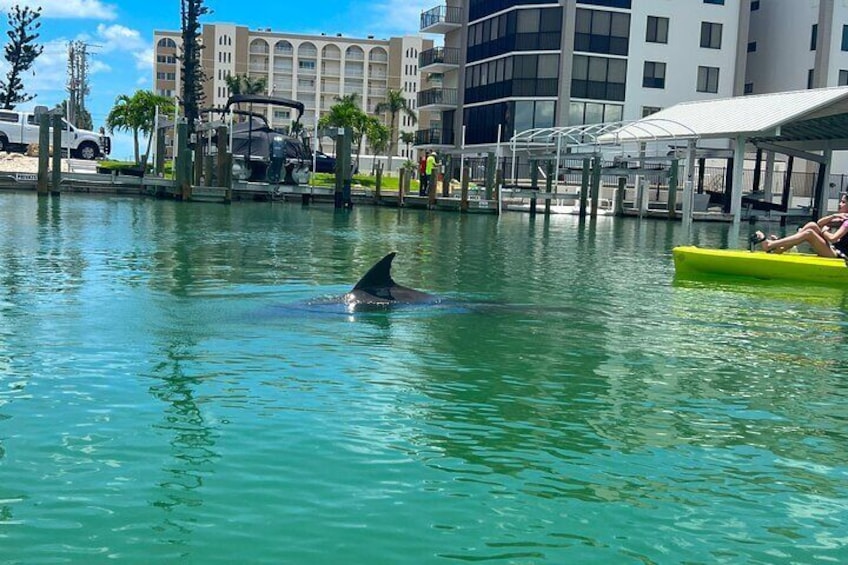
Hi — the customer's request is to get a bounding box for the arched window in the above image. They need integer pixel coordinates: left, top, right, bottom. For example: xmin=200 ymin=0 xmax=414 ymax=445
xmin=157 ymin=37 xmax=177 ymax=49
xmin=275 ymin=40 xmax=293 ymax=55
xmin=345 ymin=45 xmax=364 ymax=60
xmin=369 ymin=47 xmax=388 ymax=62
xmin=298 ymin=41 xmax=318 ymax=58
xmin=322 ymin=44 xmax=341 ymax=59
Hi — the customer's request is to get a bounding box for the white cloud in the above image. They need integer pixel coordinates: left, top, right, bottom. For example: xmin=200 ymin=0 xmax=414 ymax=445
xmin=0 ymin=0 xmax=117 ymax=20
xmin=96 ymin=23 xmax=146 ymax=53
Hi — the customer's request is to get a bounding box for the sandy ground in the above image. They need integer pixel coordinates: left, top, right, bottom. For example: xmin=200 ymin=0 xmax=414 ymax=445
xmin=0 ymin=152 xmax=93 ymax=173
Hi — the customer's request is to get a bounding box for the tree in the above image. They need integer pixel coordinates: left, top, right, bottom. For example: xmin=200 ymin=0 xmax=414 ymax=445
xmin=399 ymin=131 xmax=415 ymax=161
xmin=106 ymin=90 xmax=175 ymax=165
xmin=374 ymin=89 xmax=416 ymax=172
xmin=366 ymin=118 xmax=390 ymax=174
xmin=0 ymin=5 xmax=42 ymax=109
xmin=318 ymin=93 xmax=371 ymax=171
xmin=55 ymin=100 xmax=92 ymax=131
xmin=224 ymin=73 xmax=266 ymax=96
xmin=179 ymin=0 xmax=209 ymax=147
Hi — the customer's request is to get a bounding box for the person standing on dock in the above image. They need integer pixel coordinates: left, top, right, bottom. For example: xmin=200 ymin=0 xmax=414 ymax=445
xmin=423 ymin=151 xmax=439 ymax=197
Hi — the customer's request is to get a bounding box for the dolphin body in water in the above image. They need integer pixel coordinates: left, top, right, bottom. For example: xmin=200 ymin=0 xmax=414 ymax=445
xmin=337 ymin=252 xmax=440 ymax=310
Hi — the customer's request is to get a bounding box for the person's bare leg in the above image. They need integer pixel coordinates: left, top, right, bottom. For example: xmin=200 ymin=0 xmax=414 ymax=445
xmin=763 ymin=229 xmax=837 ymax=257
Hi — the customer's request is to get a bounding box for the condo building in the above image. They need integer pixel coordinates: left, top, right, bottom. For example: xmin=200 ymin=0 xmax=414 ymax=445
xmin=153 ymin=25 xmax=432 ymax=161
xmin=416 ymin=0 xmax=752 ymax=153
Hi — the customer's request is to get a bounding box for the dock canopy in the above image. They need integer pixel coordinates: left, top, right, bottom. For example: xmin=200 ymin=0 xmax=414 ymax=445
xmin=598 ymin=86 xmax=848 ymax=150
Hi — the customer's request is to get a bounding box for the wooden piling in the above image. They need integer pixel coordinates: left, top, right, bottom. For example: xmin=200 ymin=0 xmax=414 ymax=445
xmin=37 ymin=114 xmax=50 ymax=196
xmin=545 ymin=160 xmax=554 ymax=215
xmin=590 ymin=156 xmax=602 ymax=218
xmin=579 ymin=159 xmax=590 ymax=217
xmin=460 ymin=166 xmax=470 ymax=212
xmin=667 ymin=160 xmax=679 ymax=219
xmin=216 ymin=125 xmax=232 ymax=203
xmin=155 ymin=127 xmax=166 ymax=176
xmin=616 ymin=177 xmax=626 ymax=216
xmin=485 ymin=152 xmax=495 ymax=200
xmin=51 ymin=114 xmax=62 ymax=195
xmin=529 ymin=160 xmax=539 ymax=217
xmin=398 ymin=168 xmax=406 ymax=207
xmin=374 ymin=162 xmax=382 ymax=202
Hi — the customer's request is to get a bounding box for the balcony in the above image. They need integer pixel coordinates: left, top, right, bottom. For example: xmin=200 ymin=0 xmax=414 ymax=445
xmin=417 ymin=87 xmax=457 ymax=110
xmin=420 ymin=5 xmax=462 ymax=33
xmin=414 ymin=127 xmax=454 ymax=147
xmin=419 ymin=46 xmax=460 ymax=73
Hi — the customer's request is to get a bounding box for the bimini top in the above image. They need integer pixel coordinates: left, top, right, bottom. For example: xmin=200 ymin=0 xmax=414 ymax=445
xmin=598 ymin=86 xmax=848 ymax=147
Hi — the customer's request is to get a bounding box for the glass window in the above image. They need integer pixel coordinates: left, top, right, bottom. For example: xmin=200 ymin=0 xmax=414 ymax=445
xmin=572 ymin=54 xmax=588 ymax=80
xmin=807 ymin=68 xmax=814 ymax=89
xmin=585 ymin=102 xmax=605 ymax=124
xmin=811 ymin=24 xmax=818 ymax=51
xmin=744 ymin=83 xmax=753 ymax=94
xmin=642 ymin=106 xmax=661 ymax=117
xmin=517 ymin=9 xmax=540 ymax=33
xmin=537 ymin=54 xmax=559 ymax=78
xmin=700 ymin=22 xmax=722 ymax=49
xmin=751 ymin=0 xmax=760 ymax=9
xmin=839 ymin=70 xmax=848 ymax=86
xmin=575 ymin=8 xmax=591 ymax=34
xmin=605 ymin=104 xmax=623 ymax=122
xmin=697 ymin=66 xmax=719 ymax=93
xmin=842 ymin=25 xmax=848 ymax=51
xmin=607 ymin=58 xmax=627 ymax=82
xmin=514 ymin=55 xmax=538 ymax=78
xmin=703 ymin=0 xmax=724 ymax=4
xmin=646 ymin=16 xmax=669 ymax=43
xmin=643 ymin=61 xmax=666 ymax=89
xmin=747 ymin=41 xmax=757 ymax=52
xmin=514 ymin=101 xmax=534 ymax=134
xmin=591 ymin=11 xmax=611 ymax=35
xmin=535 ymin=101 xmax=556 ymax=128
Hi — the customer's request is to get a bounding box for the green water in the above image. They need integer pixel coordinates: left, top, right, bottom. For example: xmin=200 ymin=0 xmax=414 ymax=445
xmin=1 ymin=193 xmax=846 ymax=564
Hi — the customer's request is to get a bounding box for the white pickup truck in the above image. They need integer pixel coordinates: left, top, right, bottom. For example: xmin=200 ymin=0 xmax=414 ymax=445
xmin=0 ymin=108 xmax=109 ymax=160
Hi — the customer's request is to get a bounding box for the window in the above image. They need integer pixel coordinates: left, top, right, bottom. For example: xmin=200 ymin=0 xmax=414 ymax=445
xmin=697 ymin=66 xmax=719 ymax=93
xmin=700 ymin=22 xmax=722 ymax=49
xmin=747 ymin=41 xmax=757 ymax=53
xmin=571 ymin=55 xmax=627 ymax=101
xmin=744 ymin=82 xmax=753 ymax=94
xmin=0 ymin=111 xmax=17 ymax=123
xmin=646 ymin=16 xmax=669 ymax=44
xmin=840 ymin=70 xmax=848 ymax=86
xmin=642 ymin=61 xmax=666 ymax=89
xmin=842 ymin=25 xmax=848 ymax=51
xmin=299 ymin=60 xmax=316 ymax=70
xmin=807 ymin=69 xmax=814 ymax=89
xmin=751 ymin=0 xmax=760 ymax=10
xmin=569 ymin=101 xmax=622 ymax=125
xmin=575 ymin=8 xmax=631 ymax=56
xmin=642 ymin=106 xmax=661 ymax=117
xmin=703 ymin=0 xmax=724 ymax=4
xmin=811 ymin=24 xmax=818 ymax=51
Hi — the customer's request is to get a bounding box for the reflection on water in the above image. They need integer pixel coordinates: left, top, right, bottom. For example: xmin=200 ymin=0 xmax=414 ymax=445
xmin=0 ymin=193 xmax=846 ymax=563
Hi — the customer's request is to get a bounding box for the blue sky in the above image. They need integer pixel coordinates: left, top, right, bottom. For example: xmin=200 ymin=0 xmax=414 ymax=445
xmin=1 ymin=0 xmax=432 ymax=160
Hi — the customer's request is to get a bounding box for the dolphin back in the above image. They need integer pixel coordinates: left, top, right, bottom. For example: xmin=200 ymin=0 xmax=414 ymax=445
xmin=353 ymin=252 xmax=397 ymax=292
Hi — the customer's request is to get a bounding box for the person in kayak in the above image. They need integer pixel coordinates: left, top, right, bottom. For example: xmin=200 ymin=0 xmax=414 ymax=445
xmin=750 ymin=193 xmax=848 ymax=257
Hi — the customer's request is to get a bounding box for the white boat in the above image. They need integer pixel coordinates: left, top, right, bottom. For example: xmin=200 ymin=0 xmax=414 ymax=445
xmin=505 ymin=196 xmax=615 ymax=216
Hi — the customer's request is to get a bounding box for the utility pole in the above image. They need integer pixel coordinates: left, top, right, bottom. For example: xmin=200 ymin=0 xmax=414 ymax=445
xmin=67 ymin=40 xmax=94 ymax=128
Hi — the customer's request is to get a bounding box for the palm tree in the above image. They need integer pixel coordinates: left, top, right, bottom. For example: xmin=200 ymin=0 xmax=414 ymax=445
xmin=106 ymin=90 xmax=174 ymax=165
xmin=224 ymin=73 xmax=267 ymax=96
xmin=366 ymin=118 xmax=389 ymax=175
xmin=375 ymin=89 xmax=416 ymax=173
xmin=318 ymin=93 xmax=371 ymax=171
xmin=399 ymin=131 xmax=415 ymax=161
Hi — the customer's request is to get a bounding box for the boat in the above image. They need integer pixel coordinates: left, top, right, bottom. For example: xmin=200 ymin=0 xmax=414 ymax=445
xmin=672 ymin=246 xmax=848 ymax=286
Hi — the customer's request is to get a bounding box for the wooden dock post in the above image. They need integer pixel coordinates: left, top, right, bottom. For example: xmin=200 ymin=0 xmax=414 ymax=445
xmin=441 ymin=155 xmax=451 ymax=197
xmin=37 ymin=114 xmax=50 ymax=196
xmin=616 ymin=177 xmax=626 ymax=216
xmin=334 ymin=127 xmax=352 ymax=209
xmin=375 ymin=162 xmax=382 ymax=202
xmin=590 ymin=156 xmax=602 ymax=218
xmin=216 ymin=125 xmax=232 ymax=203
xmin=175 ymin=120 xmax=191 ymax=200
xmin=545 ymin=160 xmax=554 ymax=215
xmin=579 ymin=158 xmax=590 ymax=218
xmin=460 ymin=166 xmax=470 ymax=212
xmin=667 ymin=160 xmax=679 ymax=219
xmin=155 ymin=127 xmax=166 ymax=176
xmin=398 ymin=168 xmax=406 ymax=207
xmin=51 ymin=114 xmax=62 ymax=195
xmin=529 ymin=160 xmax=539 ymax=217
xmin=485 ymin=152 xmax=495 ymax=200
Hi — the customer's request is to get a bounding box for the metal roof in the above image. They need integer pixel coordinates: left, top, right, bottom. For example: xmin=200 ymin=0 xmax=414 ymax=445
xmin=598 ymin=86 xmax=848 ymax=146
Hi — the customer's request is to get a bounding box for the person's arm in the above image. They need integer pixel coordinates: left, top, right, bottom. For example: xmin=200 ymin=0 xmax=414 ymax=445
xmin=823 ymin=220 xmax=848 ymax=243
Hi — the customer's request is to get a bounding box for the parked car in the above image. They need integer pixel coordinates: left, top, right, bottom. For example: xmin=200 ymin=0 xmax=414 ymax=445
xmin=312 ymin=151 xmax=336 ymax=173
xmin=0 ymin=106 xmax=109 ymax=160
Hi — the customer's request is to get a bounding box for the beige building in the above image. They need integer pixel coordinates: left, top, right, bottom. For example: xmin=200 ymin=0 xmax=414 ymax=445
xmin=154 ymin=24 xmax=433 ymax=163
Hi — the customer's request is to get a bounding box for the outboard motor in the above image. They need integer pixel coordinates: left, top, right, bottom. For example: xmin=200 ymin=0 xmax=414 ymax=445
xmin=267 ymin=134 xmax=286 ymax=184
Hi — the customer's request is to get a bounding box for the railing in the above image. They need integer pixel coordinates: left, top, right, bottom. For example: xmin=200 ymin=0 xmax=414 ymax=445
xmin=419 ymin=46 xmax=461 ymax=68
xmin=417 ymin=87 xmax=458 ymax=107
xmin=369 ymin=53 xmax=389 ymax=63
xmin=415 ymin=127 xmax=454 ymax=146
xmin=420 ymin=5 xmax=463 ymax=30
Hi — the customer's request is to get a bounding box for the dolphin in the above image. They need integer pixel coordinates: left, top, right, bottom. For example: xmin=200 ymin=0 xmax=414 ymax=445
xmin=340 ymin=252 xmax=439 ymax=309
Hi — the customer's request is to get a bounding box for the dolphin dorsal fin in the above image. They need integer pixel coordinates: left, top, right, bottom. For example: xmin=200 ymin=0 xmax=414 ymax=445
xmin=353 ymin=252 xmax=397 ymax=291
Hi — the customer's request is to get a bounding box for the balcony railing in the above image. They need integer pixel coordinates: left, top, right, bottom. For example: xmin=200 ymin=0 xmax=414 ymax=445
xmin=415 ymin=127 xmax=454 ymax=146
xmin=417 ymin=87 xmax=457 ymax=108
xmin=420 ymin=5 xmax=463 ymax=32
xmin=419 ymin=46 xmax=460 ymax=70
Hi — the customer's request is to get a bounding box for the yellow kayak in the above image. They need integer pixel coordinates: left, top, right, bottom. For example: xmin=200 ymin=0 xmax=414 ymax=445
xmin=672 ymin=246 xmax=848 ymax=286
